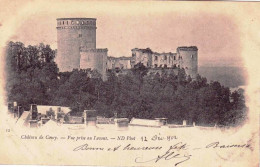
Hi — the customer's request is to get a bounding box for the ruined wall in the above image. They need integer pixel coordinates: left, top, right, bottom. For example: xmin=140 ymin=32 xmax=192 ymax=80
xmin=151 ymin=52 xmax=178 ymax=68
xmin=107 ymin=57 xmax=132 ymax=69
xmin=131 ymin=48 xmax=153 ymax=67
xmin=130 ymin=47 xmax=197 ymax=78
xmin=56 ymin=18 xmax=96 ymax=72
xmin=56 ymin=18 xmax=198 ymax=80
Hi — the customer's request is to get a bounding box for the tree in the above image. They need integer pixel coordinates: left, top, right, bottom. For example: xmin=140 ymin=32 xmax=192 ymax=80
xmin=5 ymin=41 xmax=58 ymax=109
xmin=5 ymin=41 xmax=247 ymax=126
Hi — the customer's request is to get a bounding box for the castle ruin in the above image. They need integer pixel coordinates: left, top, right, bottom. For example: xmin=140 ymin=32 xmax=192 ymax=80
xmin=56 ymin=18 xmax=198 ymax=79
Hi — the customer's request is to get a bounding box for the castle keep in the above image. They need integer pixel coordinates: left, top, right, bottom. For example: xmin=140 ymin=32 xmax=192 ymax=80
xmin=56 ymin=18 xmax=107 ymax=80
xmin=56 ymin=18 xmax=198 ymax=79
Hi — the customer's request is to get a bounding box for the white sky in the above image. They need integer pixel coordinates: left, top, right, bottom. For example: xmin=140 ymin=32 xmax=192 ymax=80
xmin=2 ymin=1 xmax=246 ymax=67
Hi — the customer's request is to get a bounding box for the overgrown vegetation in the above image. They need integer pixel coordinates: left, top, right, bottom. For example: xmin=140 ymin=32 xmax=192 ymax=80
xmin=5 ymin=42 xmax=247 ymax=126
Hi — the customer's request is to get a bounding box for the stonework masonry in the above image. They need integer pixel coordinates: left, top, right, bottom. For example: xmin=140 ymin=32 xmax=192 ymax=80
xmin=126 ymin=46 xmax=198 ymax=78
xmin=177 ymin=46 xmax=198 ymax=79
xmin=56 ymin=18 xmax=198 ymax=79
xmin=80 ymin=47 xmax=108 ymax=80
xmin=107 ymin=46 xmax=198 ymax=78
xmin=107 ymin=57 xmax=132 ymax=70
xmin=56 ymin=18 xmax=99 ymax=72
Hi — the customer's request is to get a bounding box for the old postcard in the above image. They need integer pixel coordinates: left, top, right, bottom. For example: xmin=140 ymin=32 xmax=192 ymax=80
xmin=0 ymin=1 xmax=259 ymax=166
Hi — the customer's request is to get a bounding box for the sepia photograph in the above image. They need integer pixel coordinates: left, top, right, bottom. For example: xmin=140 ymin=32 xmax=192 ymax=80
xmin=0 ymin=1 xmax=259 ymax=167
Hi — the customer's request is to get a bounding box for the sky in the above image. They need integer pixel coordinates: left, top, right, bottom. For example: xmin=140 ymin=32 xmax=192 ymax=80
xmin=5 ymin=1 xmax=244 ymax=67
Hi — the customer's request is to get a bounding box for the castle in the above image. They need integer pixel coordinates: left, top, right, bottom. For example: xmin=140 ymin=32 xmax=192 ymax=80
xmin=56 ymin=18 xmax=198 ymax=80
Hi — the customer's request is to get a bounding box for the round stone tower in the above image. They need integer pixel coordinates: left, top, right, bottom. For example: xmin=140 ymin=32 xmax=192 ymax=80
xmin=177 ymin=46 xmax=198 ymax=79
xmin=56 ymin=18 xmax=97 ymax=72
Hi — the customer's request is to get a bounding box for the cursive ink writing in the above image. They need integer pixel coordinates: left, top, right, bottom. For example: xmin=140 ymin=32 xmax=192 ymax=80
xmin=123 ymin=144 xmax=162 ymax=151
xmin=206 ymin=141 xmax=251 ymax=150
xmin=135 ymin=142 xmax=191 ymax=166
xmin=73 ymin=143 xmax=104 ymax=151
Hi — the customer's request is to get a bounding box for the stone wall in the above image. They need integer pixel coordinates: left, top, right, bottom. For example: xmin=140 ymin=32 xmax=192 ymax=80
xmin=130 ymin=47 xmax=198 ymax=78
xmin=80 ymin=48 xmax=108 ymax=80
xmin=151 ymin=52 xmax=178 ymax=68
xmin=177 ymin=46 xmax=198 ymax=78
xmin=55 ymin=18 xmax=198 ymax=80
xmin=131 ymin=48 xmax=153 ymax=67
xmin=107 ymin=57 xmax=132 ymax=69
xmin=56 ymin=18 xmax=97 ymax=72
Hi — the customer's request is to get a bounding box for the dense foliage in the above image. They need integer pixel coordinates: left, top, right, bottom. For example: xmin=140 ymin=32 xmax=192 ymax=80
xmin=5 ymin=42 xmax=247 ymax=126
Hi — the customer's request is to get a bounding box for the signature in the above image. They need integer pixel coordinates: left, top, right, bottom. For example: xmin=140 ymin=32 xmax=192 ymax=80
xmin=135 ymin=142 xmax=192 ymax=166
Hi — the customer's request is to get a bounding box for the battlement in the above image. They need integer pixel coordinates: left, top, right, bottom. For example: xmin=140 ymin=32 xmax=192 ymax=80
xmin=56 ymin=18 xmax=96 ymax=29
xmin=80 ymin=47 xmax=108 ymax=53
xmin=57 ymin=18 xmax=96 ymax=20
xmin=177 ymin=46 xmax=198 ymax=52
